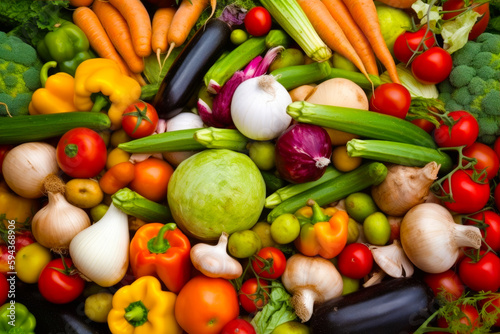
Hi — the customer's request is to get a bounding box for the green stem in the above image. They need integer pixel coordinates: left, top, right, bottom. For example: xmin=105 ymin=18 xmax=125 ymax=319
xmin=308 ymin=199 xmax=329 ymax=224
xmin=147 ymin=223 xmax=177 ymax=254
xmin=124 ymin=301 xmax=149 ymax=327
xmin=91 ymin=94 xmax=109 ymax=113
xmin=40 ymin=61 xmax=58 ymax=87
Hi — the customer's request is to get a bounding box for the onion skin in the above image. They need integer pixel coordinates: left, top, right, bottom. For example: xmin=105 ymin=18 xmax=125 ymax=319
xmin=275 ymin=123 xmax=332 ymax=183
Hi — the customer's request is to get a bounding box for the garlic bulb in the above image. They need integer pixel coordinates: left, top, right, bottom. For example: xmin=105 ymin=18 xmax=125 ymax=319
xmin=163 ymin=112 xmax=205 ymax=166
xmin=190 ymin=232 xmax=242 ymax=280
xmin=31 ymin=175 xmax=90 ymax=253
xmin=369 ymin=240 xmax=414 ymax=278
xmin=2 ymin=142 xmax=59 ymax=198
xmin=371 ymin=162 xmax=441 ymax=217
xmin=281 ymin=254 xmax=343 ymax=322
xmin=69 ymin=203 xmax=130 ymax=287
xmin=400 ymin=203 xmax=482 ymax=274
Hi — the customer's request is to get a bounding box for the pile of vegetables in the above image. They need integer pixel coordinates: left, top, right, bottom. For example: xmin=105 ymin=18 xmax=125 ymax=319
xmin=2 ymin=0 xmax=500 ymax=333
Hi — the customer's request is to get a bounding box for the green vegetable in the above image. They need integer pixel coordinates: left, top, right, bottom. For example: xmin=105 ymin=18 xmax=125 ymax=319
xmin=259 ymin=0 xmax=332 ymax=62
xmin=267 ymin=162 xmax=387 ymax=222
xmin=167 ymin=149 xmax=266 ymax=241
xmin=118 ymin=128 xmax=206 ymax=154
xmin=251 ymin=281 xmax=297 ymax=334
xmin=438 ymin=33 xmax=500 ymax=144
xmin=261 ymin=170 xmax=288 ymax=194
xmin=272 ymin=61 xmax=332 ymax=91
xmin=0 ymin=302 xmax=36 ymax=334
xmin=0 ymin=31 xmax=43 ymax=117
xmin=346 ymin=139 xmax=454 ymax=174
xmin=265 ymin=165 xmax=343 ymax=209
xmin=0 ymin=112 xmax=111 ymax=144
xmin=141 ymin=48 xmax=182 ymax=100
xmin=381 ymin=63 xmax=439 ymax=99
xmin=36 ymin=20 xmax=95 ymax=76
xmin=112 ymin=188 xmax=172 ymax=223
xmin=194 ymin=0 xmax=260 ymax=32
xmin=324 ymin=67 xmax=381 ymax=90
xmin=194 ymin=127 xmax=250 ymax=152
xmin=287 ymin=101 xmax=437 ymax=148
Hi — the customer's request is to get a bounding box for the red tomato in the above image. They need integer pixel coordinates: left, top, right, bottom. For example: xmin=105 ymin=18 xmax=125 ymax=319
xmin=459 ymin=251 xmax=500 ymax=292
xmin=0 ymin=245 xmax=12 ymax=275
xmin=411 ymin=118 xmax=436 ymax=133
xmin=0 ymin=145 xmax=12 ymax=175
xmin=128 ymin=158 xmax=174 ymax=202
xmin=14 ymin=231 xmax=35 ymax=252
xmin=495 ymin=184 xmax=500 ymax=211
xmin=244 ymin=7 xmax=272 ymax=37
xmin=121 ymin=101 xmax=159 ymax=139
xmin=494 ymin=136 xmax=500 ymax=160
xmin=0 ymin=274 xmax=8 ymax=305
xmin=238 ymin=278 xmax=269 ymax=314
xmin=441 ymin=169 xmax=490 ymax=214
xmin=442 ymin=0 xmax=490 ymax=40
xmin=337 ymin=243 xmax=373 ymax=279
xmin=411 ymin=47 xmax=453 ymax=85
xmin=463 ymin=142 xmax=499 ymax=180
xmin=38 ymin=258 xmax=85 ymax=304
xmin=465 ymin=211 xmax=500 ymax=252
xmin=433 ymin=111 xmax=479 ymax=148
xmin=437 ymin=304 xmax=481 ymax=331
xmin=369 ymin=83 xmax=411 ymax=119
xmin=221 ymin=318 xmax=256 ymax=334
xmin=423 ymin=269 xmax=465 ymax=301
xmin=251 ymin=247 xmax=286 ymax=280
xmin=393 ymin=28 xmax=436 ymax=64
xmin=480 ymin=295 xmax=500 ymax=327
xmin=56 ymin=127 xmax=107 ymax=178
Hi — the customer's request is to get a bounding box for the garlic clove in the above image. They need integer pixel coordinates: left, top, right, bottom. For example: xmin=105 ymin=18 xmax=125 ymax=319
xmin=369 ymin=240 xmax=414 ymax=279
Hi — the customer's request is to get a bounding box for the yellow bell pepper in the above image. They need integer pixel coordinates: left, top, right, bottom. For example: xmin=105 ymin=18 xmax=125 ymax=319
xmin=28 ymin=61 xmax=78 ymax=115
xmin=74 ymin=58 xmax=141 ymax=130
xmin=107 ymin=276 xmax=182 ymax=334
xmin=0 ymin=181 xmax=39 ymax=229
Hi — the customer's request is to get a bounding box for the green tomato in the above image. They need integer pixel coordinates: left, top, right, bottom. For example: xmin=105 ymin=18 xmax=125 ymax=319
xmin=230 ymin=29 xmax=248 ymax=45
xmin=341 ymin=275 xmax=360 ymax=295
xmin=272 ymin=321 xmax=310 ymax=334
xmin=251 ymin=222 xmax=278 ymax=248
xmin=270 ymin=213 xmax=301 ymax=244
xmin=363 ymin=212 xmax=391 ymax=246
xmin=248 ymin=141 xmax=276 ymax=171
xmin=15 ymin=242 xmax=52 ymax=284
xmin=84 ymin=292 xmax=113 ymax=323
xmin=227 ymin=230 xmax=262 ymax=258
xmin=345 ymin=192 xmax=378 ymax=224
xmin=269 ymin=48 xmax=305 ymax=72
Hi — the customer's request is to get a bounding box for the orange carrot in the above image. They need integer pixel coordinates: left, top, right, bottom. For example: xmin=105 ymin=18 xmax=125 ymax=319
xmin=107 ymin=0 xmax=152 ymax=58
xmin=376 ymin=0 xmax=417 ymax=8
xmin=165 ymin=0 xmax=210 ymax=59
xmin=321 ymin=0 xmax=379 ymax=76
xmin=73 ymin=6 xmax=132 ymax=76
xmin=152 ymin=7 xmax=176 ymax=62
xmin=205 ymin=0 xmax=217 ymax=24
xmin=92 ymin=0 xmax=144 ymax=74
xmin=296 ymin=0 xmax=371 ymax=83
xmin=342 ymin=0 xmax=400 ymax=83
xmin=69 ymin=0 xmax=94 ymax=7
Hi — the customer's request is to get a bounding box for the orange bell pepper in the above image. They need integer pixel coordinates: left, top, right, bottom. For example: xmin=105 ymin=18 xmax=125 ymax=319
xmin=129 ymin=223 xmax=191 ymax=293
xmin=294 ymin=200 xmax=349 ymax=259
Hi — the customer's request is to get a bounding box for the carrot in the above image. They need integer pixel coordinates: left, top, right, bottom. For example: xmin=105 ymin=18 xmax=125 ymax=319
xmin=152 ymin=7 xmax=176 ymax=65
xmin=205 ymin=0 xmax=217 ymax=24
xmin=99 ymin=161 xmax=136 ymax=195
xmin=321 ymin=0 xmax=379 ymax=76
xmin=73 ymin=6 xmax=132 ymax=76
xmin=296 ymin=0 xmax=371 ymax=84
xmin=69 ymin=0 xmax=94 ymax=7
xmin=165 ymin=0 xmax=210 ymax=59
xmin=342 ymin=0 xmax=400 ymax=83
xmin=92 ymin=0 xmax=144 ymax=74
xmin=376 ymin=0 xmax=417 ymax=8
xmin=107 ymin=0 xmax=152 ymax=58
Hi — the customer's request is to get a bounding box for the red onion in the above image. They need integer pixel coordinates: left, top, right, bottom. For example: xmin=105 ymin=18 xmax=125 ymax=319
xmin=275 ymin=123 xmax=332 ymax=183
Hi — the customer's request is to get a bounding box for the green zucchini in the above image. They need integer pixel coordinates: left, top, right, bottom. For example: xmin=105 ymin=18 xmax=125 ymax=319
xmin=193 ymin=127 xmax=250 ymax=152
xmin=261 ymin=170 xmax=288 ymax=194
xmin=272 ymin=61 xmax=332 ymax=90
xmin=118 ymin=128 xmax=206 ymax=154
xmin=267 ymin=162 xmax=387 ymax=222
xmin=324 ymin=67 xmax=381 ymax=90
xmin=0 ymin=112 xmax=111 ymax=145
xmin=287 ymin=101 xmax=437 ymax=148
xmin=111 ymin=188 xmax=172 ymax=223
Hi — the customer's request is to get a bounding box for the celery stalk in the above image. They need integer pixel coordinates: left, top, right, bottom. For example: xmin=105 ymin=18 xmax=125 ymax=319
xmin=194 ymin=127 xmax=250 ymax=152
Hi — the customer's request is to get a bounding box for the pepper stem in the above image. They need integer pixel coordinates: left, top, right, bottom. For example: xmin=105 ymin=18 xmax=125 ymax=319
xmin=124 ymin=301 xmax=149 ymax=327
xmin=91 ymin=94 xmax=110 ymax=113
xmin=307 ymin=199 xmax=329 ymax=223
xmin=147 ymin=223 xmax=177 ymax=254
xmin=40 ymin=61 xmax=58 ymax=87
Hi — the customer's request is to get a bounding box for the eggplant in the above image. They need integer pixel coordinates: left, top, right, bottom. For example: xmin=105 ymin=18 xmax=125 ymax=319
xmin=153 ymin=19 xmax=232 ymax=119
xmin=309 ymin=277 xmax=435 ymax=334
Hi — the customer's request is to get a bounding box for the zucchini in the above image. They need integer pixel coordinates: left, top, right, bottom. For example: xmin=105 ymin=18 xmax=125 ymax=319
xmin=272 ymin=61 xmax=332 ymax=91
xmin=193 ymin=127 xmax=250 ymax=152
xmin=261 ymin=170 xmax=288 ymax=194
xmin=0 ymin=112 xmax=111 ymax=145
xmin=310 ymin=277 xmax=435 ymax=334
xmin=112 ymin=188 xmax=172 ymax=223
xmin=267 ymin=162 xmax=387 ymax=222
xmin=346 ymin=139 xmax=454 ymax=173
xmin=287 ymin=101 xmax=438 ymax=149
xmin=324 ymin=67 xmax=381 ymax=90
xmin=118 ymin=128 xmax=206 ymax=154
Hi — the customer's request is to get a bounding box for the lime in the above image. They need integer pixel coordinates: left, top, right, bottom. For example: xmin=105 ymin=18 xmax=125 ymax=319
xmin=363 ymin=212 xmax=391 ymax=246
xmin=270 ymin=213 xmax=301 ymax=244
xmin=227 ymin=230 xmax=262 ymax=258
xmin=272 ymin=321 xmax=310 ymax=334
xmin=251 ymin=222 xmax=278 ymax=248
xmin=345 ymin=192 xmax=378 ymax=223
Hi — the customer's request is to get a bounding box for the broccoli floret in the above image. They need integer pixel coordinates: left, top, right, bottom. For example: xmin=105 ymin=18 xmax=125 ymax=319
xmin=0 ymin=31 xmax=42 ymax=117
xmin=438 ymin=33 xmax=500 ymax=144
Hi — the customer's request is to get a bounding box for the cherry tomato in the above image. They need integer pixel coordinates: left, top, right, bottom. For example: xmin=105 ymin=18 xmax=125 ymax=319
xmin=411 ymin=118 xmax=436 ymax=133
xmin=495 ymin=184 xmax=500 ymax=211
xmin=433 ymin=111 xmax=479 ymax=148
xmin=56 ymin=127 xmax=107 ymax=178
xmin=442 ymin=0 xmax=490 ymax=40
xmin=437 ymin=304 xmax=481 ymax=331
xmin=463 ymin=142 xmax=499 ymax=180
xmin=38 ymin=257 xmax=86 ymax=304
xmin=423 ymin=269 xmax=465 ymax=301
xmin=411 ymin=47 xmax=453 ymax=85
xmin=465 ymin=211 xmax=500 ymax=252
xmin=244 ymin=7 xmax=272 ymax=37
xmin=0 ymin=274 xmax=8 ymax=305
xmin=494 ymin=136 xmax=500 ymax=160
xmin=0 ymin=245 xmax=11 ymax=275
xmin=128 ymin=157 xmax=174 ymax=202
xmin=441 ymin=169 xmax=490 ymax=214
xmin=459 ymin=251 xmax=500 ymax=292
xmin=337 ymin=243 xmax=373 ymax=279
xmin=369 ymin=83 xmax=411 ymax=119
xmin=238 ymin=278 xmax=269 ymax=314
xmin=121 ymin=101 xmax=159 ymax=139
xmin=251 ymin=247 xmax=286 ymax=280
xmin=14 ymin=231 xmax=35 ymax=252
xmin=221 ymin=318 xmax=256 ymax=334
xmin=480 ymin=295 xmax=500 ymax=327
xmin=393 ymin=28 xmax=436 ymax=64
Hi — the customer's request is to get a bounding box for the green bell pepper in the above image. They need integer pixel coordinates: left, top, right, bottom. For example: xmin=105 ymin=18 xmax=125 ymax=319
xmin=37 ymin=20 xmax=95 ymax=76
xmin=0 ymin=302 xmax=36 ymax=334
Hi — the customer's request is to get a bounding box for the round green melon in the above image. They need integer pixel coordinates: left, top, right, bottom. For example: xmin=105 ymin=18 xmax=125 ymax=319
xmin=167 ymin=149 xmax=266 ymax=241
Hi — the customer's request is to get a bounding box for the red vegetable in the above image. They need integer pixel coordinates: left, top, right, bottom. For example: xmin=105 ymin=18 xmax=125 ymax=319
xmin=275 ymin=123 xmax=332 ymax=183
